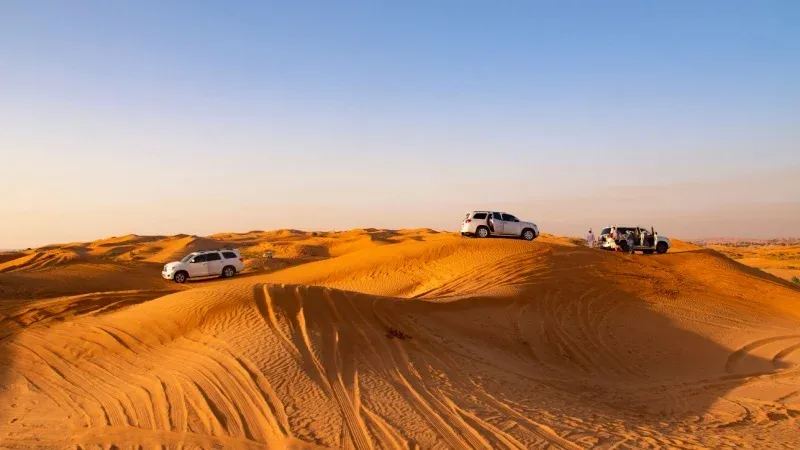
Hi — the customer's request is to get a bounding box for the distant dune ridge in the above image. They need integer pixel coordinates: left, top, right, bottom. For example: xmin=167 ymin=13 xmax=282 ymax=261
xmin=0 ymin=229 xmax=447 ymax=300
xmin=692 ymin=238 xmax=800 ymax=283
xmin=1 ymin=229 xmax=799 ymax=448
xmin=692 ymin=237 xmax=800 ymax=246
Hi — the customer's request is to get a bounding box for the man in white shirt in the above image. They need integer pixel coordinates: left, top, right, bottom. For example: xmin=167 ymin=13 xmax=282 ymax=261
xmin=587 ymin=229 xmax=595 ymax=248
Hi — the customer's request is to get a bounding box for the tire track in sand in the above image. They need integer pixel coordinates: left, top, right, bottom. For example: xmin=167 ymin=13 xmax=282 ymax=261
xmin=725 ymin=335 xmax=800 ymax=373
xmin=254 ymin=284 xmax=373 ymax=450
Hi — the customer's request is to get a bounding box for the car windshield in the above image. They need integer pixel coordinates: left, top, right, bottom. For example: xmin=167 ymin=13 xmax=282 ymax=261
xmin=601 ymin=228 xmax=611 ymax=235
xmin=181 ymin=254 xmax=195 ymax=263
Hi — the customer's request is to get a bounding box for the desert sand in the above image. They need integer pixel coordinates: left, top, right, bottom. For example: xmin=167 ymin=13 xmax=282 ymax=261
xmin=693 ymin=239 xmax=800 ymax=284
xmin=1 ymin=230 xmax=799 ymax=449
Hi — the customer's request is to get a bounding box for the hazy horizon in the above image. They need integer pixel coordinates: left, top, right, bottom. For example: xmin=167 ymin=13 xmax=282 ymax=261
xmin=3 ymin=1 xmax=799 ymax=249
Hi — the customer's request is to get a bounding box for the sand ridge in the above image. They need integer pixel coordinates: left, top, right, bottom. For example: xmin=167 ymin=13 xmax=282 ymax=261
xmin=0 ymin=229 xmax=446 ymax=301
xmin=695 ymin=239 xmax=800 ymax=283
xmin=1 ymin=232 xmax=800 ymax=448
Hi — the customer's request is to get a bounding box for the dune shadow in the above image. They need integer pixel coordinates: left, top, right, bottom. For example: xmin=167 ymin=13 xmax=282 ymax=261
xmin=367 ymin=229 xmax=402 ymax=243
xmin=374 ymin=280 xmax=799 ymax=445
xmin=403 ymin=294 xmax=780 ymax=415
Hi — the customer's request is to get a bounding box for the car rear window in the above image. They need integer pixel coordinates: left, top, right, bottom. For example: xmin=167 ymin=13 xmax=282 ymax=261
xmin=206 ymin=252 xmax=222 ymax=261
xmin=222 ymin=251 xmax=238 ymax=259
xmin=472 ymin=213 xmax=487 ymax=220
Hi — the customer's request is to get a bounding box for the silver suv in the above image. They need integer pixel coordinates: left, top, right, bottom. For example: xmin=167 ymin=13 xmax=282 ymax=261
xmin=461 ymin=211 xmax=539 ymax=241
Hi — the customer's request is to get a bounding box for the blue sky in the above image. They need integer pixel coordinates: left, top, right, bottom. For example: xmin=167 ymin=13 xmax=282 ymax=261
xmin=2 ymin=1 xmax=799 ymax=247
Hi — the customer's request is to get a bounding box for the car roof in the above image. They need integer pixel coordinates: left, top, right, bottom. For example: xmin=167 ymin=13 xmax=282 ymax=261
xmin=192 ymin=248 xmax=239 ymax=255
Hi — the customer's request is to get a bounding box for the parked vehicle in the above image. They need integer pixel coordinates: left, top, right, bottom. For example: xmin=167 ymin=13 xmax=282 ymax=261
xmin=597 ymin=226 xmax=671 ymax=254
xmin=461 ymin=211 xmax=539 ymax=241
xmin=162 ymin=249 xmax=244 ymax=283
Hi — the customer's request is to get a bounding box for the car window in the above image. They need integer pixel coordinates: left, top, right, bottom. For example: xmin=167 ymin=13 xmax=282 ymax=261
xmin=206 ymin=252 xmax=222 ymax=261
xmin=191 ymin=254 xmax=208 ymax=263
xmin=492 ymin=212 xmax=502 ymax=219
xmin=181 ymin=254 xmax=195 ymax=263
xmin=601 ymin=228 xmax=611 ymax=235
xmin=502 ymin=214 xmax=519 ymax=222
xmin=472 ymin=213 xmax=487 ymax=220
xmin=222 ymin=251 xmax=238 ymax=259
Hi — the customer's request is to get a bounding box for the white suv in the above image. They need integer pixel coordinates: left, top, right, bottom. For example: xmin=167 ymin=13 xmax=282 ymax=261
xmin=162 ymin=249 xmax=244 ymax=283
xmin=598 ymin=226 xmax=671 ymax=254
xmin=461 ymin=211 xmax=539 ymax=241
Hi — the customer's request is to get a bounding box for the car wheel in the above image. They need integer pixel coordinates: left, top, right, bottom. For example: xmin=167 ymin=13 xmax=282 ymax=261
xmin=476 ymin=226 xmax=490 ymax=238
xmin=222 ymin=266 xmax=236 ymax=278
xmin=174 ymin=271 xmax=187 ymax=284
xmin=618 ymin=241 xmax=629 ymax=253
xmin=656 ymin=242 xmax=668 ymax=254
xmin=522 ymin=229 xmax=535 ymax=241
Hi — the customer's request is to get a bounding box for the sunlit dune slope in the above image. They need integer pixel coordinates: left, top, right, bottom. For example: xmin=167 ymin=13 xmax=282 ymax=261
xmin=699 ymin=240 xmax=800 ymax=282
xmin=259 ymin=234 xmax=575 ymax=298
xmin=1 ymin=229 xmax=446 ymax=271
xmin=0 ymin=229 xmax=448 ymax=301
xmin=2 ymin=233 xmax=799 ymax=449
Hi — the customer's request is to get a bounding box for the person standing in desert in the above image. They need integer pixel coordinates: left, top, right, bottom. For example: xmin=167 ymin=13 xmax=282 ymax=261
xmin=587 ymin=229 xmax=595 ymax=248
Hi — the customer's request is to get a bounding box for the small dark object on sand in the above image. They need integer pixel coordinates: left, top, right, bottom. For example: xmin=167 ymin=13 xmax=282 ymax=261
xmin=386 ymin=328 xmax=412 ymax=340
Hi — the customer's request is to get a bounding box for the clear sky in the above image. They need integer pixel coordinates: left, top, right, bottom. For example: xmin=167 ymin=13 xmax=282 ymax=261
xmin=2 ymin=1 xmax=799 ymax=248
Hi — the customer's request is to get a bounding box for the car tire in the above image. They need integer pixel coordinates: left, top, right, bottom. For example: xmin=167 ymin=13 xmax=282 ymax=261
xmin=173 ymin=271 xmax=188 ymax=284
xmin=221 ymin=265 xmax=236 ymax=278
xmin=618 ymin=241 xmax=629 ymax=253
xmin=476 ymin=226 xmax=490 ymax=238
xmin=656 ymin=242 xmax=668 ymax=254
xmin=522 ymin=228 xmax=535 ymax=241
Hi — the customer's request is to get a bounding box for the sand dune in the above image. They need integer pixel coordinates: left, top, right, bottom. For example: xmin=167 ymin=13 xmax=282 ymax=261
xmin=696 ymin=239 xmax=800 ymax=283
xmin=0 ymin=229 xmax=449 ymax=301
xmin=1 ymin=232 xmax=799 ymax=448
